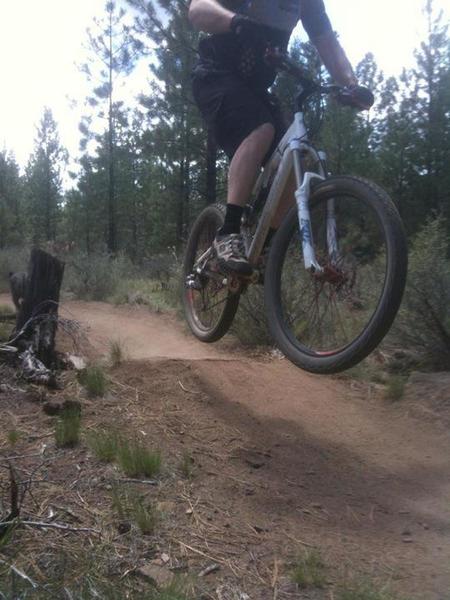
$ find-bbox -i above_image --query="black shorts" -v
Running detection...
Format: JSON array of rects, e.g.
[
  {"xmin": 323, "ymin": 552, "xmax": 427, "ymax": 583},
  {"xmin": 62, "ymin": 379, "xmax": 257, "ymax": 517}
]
[{"xmin": 192, "ymin": 72, "xmax": 286, "ymax": 163}]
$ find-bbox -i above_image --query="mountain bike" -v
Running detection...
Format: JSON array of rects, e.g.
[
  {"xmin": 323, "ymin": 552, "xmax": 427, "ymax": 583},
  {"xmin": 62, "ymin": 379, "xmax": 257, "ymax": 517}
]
[{"xmin": 182, "ymin": 52, "xmax": 408, "ymax": 374}]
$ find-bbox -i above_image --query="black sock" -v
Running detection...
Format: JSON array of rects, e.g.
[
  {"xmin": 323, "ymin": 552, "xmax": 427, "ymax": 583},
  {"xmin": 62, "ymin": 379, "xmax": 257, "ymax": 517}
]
[
  {"xmin": 219, "ymin": 204, "xmax": 244, "ymax": 236},
  {"xmin": 264, "ymin": 227, "xmax": 277, "ymax": 248}
]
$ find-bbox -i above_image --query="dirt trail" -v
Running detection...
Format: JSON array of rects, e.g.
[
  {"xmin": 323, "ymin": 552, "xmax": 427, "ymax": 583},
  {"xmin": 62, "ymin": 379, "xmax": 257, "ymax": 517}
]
[{"xmin": 3, "ymin": 295, "xmax": 450, "ymax": 597}]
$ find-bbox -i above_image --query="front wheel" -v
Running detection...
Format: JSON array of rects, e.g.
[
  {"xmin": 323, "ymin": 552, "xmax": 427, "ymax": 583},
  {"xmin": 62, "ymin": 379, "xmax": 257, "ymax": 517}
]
[
  {"xmin": 182, "ymin": 204, "xmax": 240, "ymax": 342},
  {"xmin": 264, "ymin": 176, "xmax": 408, "ymax": 374}
]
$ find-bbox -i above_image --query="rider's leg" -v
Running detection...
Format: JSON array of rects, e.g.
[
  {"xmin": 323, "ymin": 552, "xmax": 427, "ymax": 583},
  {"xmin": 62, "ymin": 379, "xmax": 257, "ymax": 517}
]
[
  {"xmin": 220, "ymin": 122, "xmax": 275, "ymax": 235},
  {"xmin": 215, "ymin": 122, "xmax": 275, "ymax": 275}
]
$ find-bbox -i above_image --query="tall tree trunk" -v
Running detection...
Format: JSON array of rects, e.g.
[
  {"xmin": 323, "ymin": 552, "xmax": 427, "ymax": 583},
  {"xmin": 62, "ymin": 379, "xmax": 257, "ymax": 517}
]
[{"xmin": 107, "ymin": 13, "xmax": 117, "ymax": 255}]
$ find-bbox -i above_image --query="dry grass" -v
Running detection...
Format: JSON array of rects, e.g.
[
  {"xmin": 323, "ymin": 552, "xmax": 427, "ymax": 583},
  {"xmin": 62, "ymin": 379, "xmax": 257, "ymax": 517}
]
[
  {"xmin": 109, "ymin": 339, "xmax": 126, "ymax": 367},
  {"xmin": 117, "ymin": 438, "xmax": 162, "ymax": 478}
]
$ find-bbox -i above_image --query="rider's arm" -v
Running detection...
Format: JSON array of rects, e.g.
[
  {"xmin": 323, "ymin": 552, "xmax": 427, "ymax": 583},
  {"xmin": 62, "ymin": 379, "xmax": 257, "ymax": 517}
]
[
  {"xmin": 188, "ymin": 0, "xmax": 234, "ymax": 33},
  {"xmin": 314, "ymin": 31, "xmax": 357, "ymax": 87},
  {"xmin": 301, "ymin": 0, "xmax": 357, "ymax": 87}
]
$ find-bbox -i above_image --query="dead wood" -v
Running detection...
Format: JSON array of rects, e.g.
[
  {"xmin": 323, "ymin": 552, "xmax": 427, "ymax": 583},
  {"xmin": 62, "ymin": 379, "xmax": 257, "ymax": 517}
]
[{"xmin": 9, "ymin": 248, "xmax": 65, "ymax": 385}]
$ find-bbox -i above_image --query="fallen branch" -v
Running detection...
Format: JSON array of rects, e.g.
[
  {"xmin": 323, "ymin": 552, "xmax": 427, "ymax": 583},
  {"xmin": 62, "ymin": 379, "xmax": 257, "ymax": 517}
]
[
  {"xmin": 0, "ymin": 519, "xmax": 100, "ymax": 535},
  {"xmin": 117, "ymin": 478, "xmax": 159, "ymax": 486}
]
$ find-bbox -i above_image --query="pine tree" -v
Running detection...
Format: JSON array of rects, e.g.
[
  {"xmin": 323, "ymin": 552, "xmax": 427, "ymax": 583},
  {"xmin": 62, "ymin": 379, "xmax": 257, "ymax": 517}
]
[
  {"xmin": 127, "ymin": 0, "xmax": 212, "ymax": 243},
  {"xmin": 0, "ymin": 150, "xmax": 24, "ymax": 248},
  {"xmin": 79, "ymin": 1, "xmax": 143, "ymax": 254},
  {"xmin": 25, "ymin": 108, "xmax": 67, "ymax": 243}
]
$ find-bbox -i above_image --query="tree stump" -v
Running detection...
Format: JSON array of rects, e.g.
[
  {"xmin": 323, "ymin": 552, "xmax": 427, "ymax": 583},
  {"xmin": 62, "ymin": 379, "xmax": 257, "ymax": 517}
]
[{"xmin": 13, "ymin": 248, "xmax": 65, "ymax": 385}]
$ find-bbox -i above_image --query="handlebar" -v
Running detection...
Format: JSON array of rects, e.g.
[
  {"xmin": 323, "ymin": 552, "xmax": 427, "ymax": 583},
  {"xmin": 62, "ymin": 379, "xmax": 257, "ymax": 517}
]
[{"xmin": 265, "ymin": 48, "xmax": 374, "ymax": 111}]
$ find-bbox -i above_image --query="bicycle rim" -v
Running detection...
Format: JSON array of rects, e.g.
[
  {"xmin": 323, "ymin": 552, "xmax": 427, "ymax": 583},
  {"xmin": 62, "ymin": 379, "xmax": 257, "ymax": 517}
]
[
  {"xmin": 183, "ymin": 206, "xmax": 240, "ymax": 341},
  {"xmin": 266, "ymin": 177, "xmax": 407, "ymax": 371}
]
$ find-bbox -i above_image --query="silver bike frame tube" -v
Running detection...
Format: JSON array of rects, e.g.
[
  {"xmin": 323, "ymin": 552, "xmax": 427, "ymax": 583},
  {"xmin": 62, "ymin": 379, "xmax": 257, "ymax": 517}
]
[{"xmin": 247, "ymin": 148, "xmax": 293, "ymax": 265}]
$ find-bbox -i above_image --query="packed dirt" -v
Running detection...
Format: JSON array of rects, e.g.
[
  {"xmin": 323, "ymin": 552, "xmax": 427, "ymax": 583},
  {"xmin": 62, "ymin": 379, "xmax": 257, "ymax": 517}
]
[{"xmin": 1, "ymin": 296, "xmax": 450, "ymax": 598}]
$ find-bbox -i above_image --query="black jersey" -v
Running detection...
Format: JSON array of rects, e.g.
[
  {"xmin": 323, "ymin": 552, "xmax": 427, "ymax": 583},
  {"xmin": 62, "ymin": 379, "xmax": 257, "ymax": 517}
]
[{"xmin": 196, "ymin": 0, "xmax": 332, "ymax": 89}]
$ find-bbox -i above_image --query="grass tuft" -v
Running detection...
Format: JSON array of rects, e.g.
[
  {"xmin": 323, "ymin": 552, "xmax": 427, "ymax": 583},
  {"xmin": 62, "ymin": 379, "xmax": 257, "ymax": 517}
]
[
  {"xmin": 179, "ymin": 451, "xmax": 194, "ymax": 479},
  {"xmin": 291, "ymin": 549, "xmax": 326, "ymax": 589},
  {"xmin": 109, "ymin": 339, "xmax": 126, "ymax": 367},
  {"xmin": 337, "ymin": 579, "xmax": 405, "ymax": 600},
  {"xmin": 117, "ymin": 438, "xmax": 162, "ymax": 478},
  {"xmin": 87, "ymin": 428, "xmax": 120, "ymax": 462},
  {"xmin": 112, "ymin": 487, "xmax": 158, "ymax": 535},
  {"xmin": 145, "ymin": 579, "xmax": 195, "ymax": 599},
  {"xmin": 384, "ymin": 375, "xmax": 407, "ymax": 402},
  {"xmin": 55, "ymin": 408, "xmax": 81, "ymax": 448},
  {"xmin": 7, "ymin": 430, "xmax": 20, "ymax": 446},
  {"xmin": 78, "ymin": 365, "xmax": 108, "ymax": 398}
]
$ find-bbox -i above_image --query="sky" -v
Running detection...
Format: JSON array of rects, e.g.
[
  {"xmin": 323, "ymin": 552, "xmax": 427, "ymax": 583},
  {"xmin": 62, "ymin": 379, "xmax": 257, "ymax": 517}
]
[{"xmin": 0, "ymin": 0, "xmax": 449, "ymax": 173}]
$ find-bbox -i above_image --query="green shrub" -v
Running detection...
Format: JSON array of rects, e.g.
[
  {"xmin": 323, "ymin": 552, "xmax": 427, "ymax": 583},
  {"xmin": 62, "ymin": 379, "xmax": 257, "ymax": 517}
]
[
  {"xmin": 117, "ymin": 438, "xmax": 162, "ymax": 478},
  {"xmin": 0, "ymin": 322, "xmax": 12, "ymax": 342},
  {"xmin": 55, "ymin": 408, "xmax": 81, "ymax": 448},
  {"xmin": 78, "ymin": 365, "xmax": 108, "ymax": 398},
  {"xmin": 384, "ymin": 375, "xmax": 407, "ymax": 401},
  {"xmin": 64, "ymin": 252, "xmax": 135, "ymax": 301},
  {"xmin": 0, "ymin": 247, "xmax": 28, "ymax": 293},
  {"xmin": 87, "ymin": 429, "xmax": 119, "ymax": 462},
  {"xmin": 231, "ymin": 286, "xmax": 271, "ymax": 346},
  {"xmin": 0, "ymin": 304, "xmax": 15, "ymax": 317},
  {"xmin": 390, "ymin": 218, "xmax": 450, "ymax": 368},
  {"xmin": 291, "ymin": 549, "xmax": 326, "ymax": 589}
]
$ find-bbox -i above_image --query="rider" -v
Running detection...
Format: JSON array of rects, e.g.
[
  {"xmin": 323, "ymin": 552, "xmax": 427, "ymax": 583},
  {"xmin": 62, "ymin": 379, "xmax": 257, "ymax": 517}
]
[{"xmin": 189, "ymin": 0, "xmax": 371, "ymax": 275}]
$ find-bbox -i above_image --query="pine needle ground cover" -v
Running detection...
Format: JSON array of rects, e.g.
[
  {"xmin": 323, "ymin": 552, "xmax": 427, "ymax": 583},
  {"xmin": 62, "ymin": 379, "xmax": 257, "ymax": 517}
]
[{"xmin": 0, "ymin": 358, "xmax": 435, "ymax": 599}]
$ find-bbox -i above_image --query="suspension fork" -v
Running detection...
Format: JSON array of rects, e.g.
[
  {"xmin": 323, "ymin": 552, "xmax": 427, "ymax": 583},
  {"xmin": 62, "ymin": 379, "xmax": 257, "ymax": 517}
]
[
  {"xmin": 292, "ymin": 146, "xmax": 324, "ymax": 272},
  {"xmin": 318, "ymin": 151, "xmax": 340, "ymax": 266}
]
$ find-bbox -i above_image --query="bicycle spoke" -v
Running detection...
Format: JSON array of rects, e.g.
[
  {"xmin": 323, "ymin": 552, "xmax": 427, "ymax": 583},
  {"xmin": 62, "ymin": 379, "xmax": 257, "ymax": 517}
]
[{"xmin": 279, "ymin": 191, "xmax": 387, "ymax": 355}]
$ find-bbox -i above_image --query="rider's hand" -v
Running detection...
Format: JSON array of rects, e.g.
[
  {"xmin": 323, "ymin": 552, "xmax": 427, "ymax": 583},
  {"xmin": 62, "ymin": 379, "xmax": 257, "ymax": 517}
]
[{"xmin": 344, "ymin": 85, "xmax": 375, "ymax": 111}]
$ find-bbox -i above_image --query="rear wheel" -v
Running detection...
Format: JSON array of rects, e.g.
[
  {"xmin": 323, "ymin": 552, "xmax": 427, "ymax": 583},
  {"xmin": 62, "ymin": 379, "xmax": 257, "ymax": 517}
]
[
  {"xmin": 182, "ymin": 204, "xmax": 240, "ymax": 342},
  {"xmin": 264, "ymin": 176, "xmax": 408, "ymax": 374}
]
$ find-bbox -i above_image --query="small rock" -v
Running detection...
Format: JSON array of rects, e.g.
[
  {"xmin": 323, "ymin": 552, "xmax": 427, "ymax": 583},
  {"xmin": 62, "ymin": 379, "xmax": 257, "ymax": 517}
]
[
  {"xmin": 245, "ymin": 458, "xmax": 265, "ymax": 469},
  {"xmin": 117, "ymin": 521, "xmax": 131, "ymax": 534},
  {"xmin": 43, "ymin": 401, "xmax": 62, "ymax": 416},
  {"xmin": 253, "ymin": 525, "xmax": 268, "ymax": 534},
  {"xmin": 136, "ymin": 564, "xmax": 173, "ymax": 587},
  {"xmin": 66, "ymin": 354, "xmax": 87, "ymax": 371},
  {"xmin": 402, "ymin": 529, "xmax": 412, "ymax": 536},
  {"xmin": 402, "ymin": 538, "xmax": 414, "ymax": 544},
  {"xmin": 311, "ymin": 503, "xmax": 323, "ymax": 509},
  {"xmin": 161, "ymin": 553, "xmax": 170, "ymax": 564}
]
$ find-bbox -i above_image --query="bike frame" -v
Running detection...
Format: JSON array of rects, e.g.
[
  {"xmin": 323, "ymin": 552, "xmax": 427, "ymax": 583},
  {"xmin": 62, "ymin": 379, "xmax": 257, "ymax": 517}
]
[
  {"xmin": 191, "ymin": 107, "xmax": 339, "ymax": 279},
  {"xmin": 244, "ymin": 110, "xmax": 338, "ymax": 274}
]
